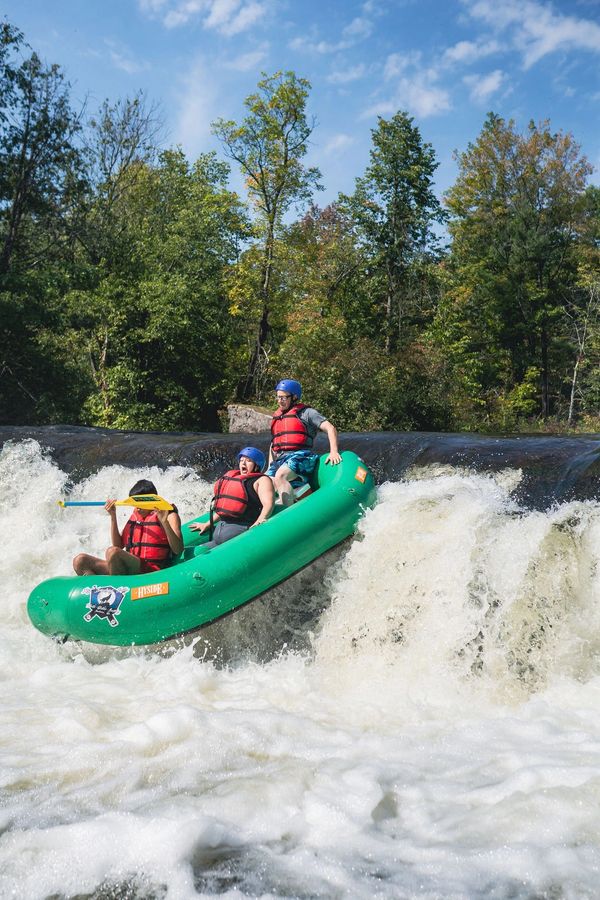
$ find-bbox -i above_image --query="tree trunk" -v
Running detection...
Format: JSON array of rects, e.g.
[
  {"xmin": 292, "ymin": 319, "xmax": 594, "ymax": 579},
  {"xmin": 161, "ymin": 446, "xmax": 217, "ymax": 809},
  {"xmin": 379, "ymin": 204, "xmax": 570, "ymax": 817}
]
[
  {"xmin": 0, "ymin": 100, "xmax": 33, "ymax": 276},
  {"xmin": 238, "ymin": 220, "xmax": 275, "ymax": 401},
  {"xmin": 568, "ymin": 354, "xmax": 581, "ymax": 425},
  {"xmin": 238, "ymin": 304, "xmax": 270, "ymax": 401},
  {"xmin": 0, "ymin": 169, "xmax": 29, "ymax": 277},
  {"xmin": 540, "ymin": 318, "xmax": 549, "ymax": 419},
  {"xmin": 89, "ymin": 329, "xmax": 112, "ymax": 421}
]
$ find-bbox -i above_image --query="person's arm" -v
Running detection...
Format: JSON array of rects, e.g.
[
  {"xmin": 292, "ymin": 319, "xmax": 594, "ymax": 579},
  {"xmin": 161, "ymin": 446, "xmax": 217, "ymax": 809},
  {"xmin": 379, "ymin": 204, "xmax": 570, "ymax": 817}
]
[
  {"xmin": 320, "ymin": 421, "xmax": 341, "ymax": 465},
  {"xmin": 157, "ymin": 508, "xmax": 184, "ymax": 556},
  {"xmin": 106, "ymin": 500, "xmax": 123, "ymax": 547},
  {"xmin": 251, "ymin": 475, "xmax": 275, "ymax": 526}
]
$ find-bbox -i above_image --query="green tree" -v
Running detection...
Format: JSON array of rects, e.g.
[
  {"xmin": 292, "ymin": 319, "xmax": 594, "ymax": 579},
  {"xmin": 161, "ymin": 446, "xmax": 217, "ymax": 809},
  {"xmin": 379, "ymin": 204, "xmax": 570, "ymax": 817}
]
[
  {"xmin": 271, "ymin": 204, "xmax": 449, "ymax": 431},
  {"xmin": 282, "ymin": 204, "xmax": 374, "ymax": 340},
  {"xmin": 80, "ymin": 92, "xmax": 163, "ymax": 267},
  {"xmin": 65, "ymin": 150, "xmax": 249, "ymax": 430},
  {"xmin": 437, "ymin": 114, "xmax": 592, "ymax": 426},
  {"xmin": 0, "ymin": 40, "xmax": 84, "ymax": 276},
  {"xmin": 0, "ymin": 22, "xmax": 89, "ymax": 424},
  {"xmin": 565, "ymin": 186, "xmax": 600, "ymax": 423},
  {"xmin": 341, "ymin": 111, "xmax": 445, "ymax": 353},
  {"xmin": 213, "ymin": 70, "xmax": 321, "ymax": 399},
  {"xmin": 272, "ymin": 203, "xmax": 385, "ymax": 429}
]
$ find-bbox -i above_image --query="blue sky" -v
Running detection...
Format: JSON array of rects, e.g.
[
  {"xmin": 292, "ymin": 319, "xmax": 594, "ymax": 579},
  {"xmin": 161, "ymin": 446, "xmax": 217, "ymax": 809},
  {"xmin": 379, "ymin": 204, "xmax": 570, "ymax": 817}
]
[{"xmin": 6, "ymin": 0, "xmax": 600, "ymax": 204}]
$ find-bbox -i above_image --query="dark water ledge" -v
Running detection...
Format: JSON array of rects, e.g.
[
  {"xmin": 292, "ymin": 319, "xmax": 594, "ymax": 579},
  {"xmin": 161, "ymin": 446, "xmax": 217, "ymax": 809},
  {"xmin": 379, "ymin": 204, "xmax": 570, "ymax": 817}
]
[{"xmin": 2, "ymin": 424, "xmax": 600, "ymax": 508}]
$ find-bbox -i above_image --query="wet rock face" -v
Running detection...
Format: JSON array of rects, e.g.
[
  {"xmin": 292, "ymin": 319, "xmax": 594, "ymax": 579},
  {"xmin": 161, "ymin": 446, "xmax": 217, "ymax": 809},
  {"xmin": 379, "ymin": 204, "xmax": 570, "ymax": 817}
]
[
  {"xmin": 227, "ymin": 404, "xmax": 272, "ymax": 434},
  {"xmin": 1, "ymin": 424, "xmax": 600, "ymax": 509},
  {"xmin": 0, "ymin": 424, "xmax": 274, "ymax": 482}
]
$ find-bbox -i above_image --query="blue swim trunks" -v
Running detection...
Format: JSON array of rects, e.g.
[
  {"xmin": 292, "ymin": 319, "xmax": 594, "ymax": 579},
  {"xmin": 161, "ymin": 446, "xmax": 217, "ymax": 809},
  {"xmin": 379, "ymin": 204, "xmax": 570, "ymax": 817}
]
[{"xmin": 266, "ymin": 450, "xmax": 319, "ymax": 486}]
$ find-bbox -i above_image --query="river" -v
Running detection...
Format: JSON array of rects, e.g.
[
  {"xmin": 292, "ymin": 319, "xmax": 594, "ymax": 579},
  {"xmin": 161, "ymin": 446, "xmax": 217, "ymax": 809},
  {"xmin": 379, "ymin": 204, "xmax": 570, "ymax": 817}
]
[{"xmin": 2, "ymin": 427, "xmax": 600, "ymax": 899}]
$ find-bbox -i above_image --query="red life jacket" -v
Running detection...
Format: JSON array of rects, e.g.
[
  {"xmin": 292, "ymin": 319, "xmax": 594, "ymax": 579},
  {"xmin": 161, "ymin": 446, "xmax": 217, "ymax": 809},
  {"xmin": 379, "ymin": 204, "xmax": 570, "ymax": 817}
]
[
  {"xmin": 122, "ymin": 509, "xmax": 172, "ymax": 567},
  {"xmin": 213, "ymin": 470, "xmax": 263, "ymax": 524},
  {"xmin": 271, "ymin": 403, "xmax": 311, "ymax": 454}
]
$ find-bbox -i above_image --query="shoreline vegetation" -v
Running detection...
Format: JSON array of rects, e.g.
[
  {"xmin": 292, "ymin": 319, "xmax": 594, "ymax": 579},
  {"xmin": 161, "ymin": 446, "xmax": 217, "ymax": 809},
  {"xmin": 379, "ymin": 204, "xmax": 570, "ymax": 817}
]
[
  {"xmin": 224, "ymin": 405, "xmax": 600, "ymax": 438},
  {"xmin": 1, "ymin": 22, "xmax": 598, "ymax": 437}
]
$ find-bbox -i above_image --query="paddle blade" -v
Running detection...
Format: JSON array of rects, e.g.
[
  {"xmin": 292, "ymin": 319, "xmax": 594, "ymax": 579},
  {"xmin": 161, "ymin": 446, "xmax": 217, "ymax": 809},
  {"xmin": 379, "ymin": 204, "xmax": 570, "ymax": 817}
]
[{"xmin": 115, "ymin": 494, "xmax": 173, "ymax": 511}]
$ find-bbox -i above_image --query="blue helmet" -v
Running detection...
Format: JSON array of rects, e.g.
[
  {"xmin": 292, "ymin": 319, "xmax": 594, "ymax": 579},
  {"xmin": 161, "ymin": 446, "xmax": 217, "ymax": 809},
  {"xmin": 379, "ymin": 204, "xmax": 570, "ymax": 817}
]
[
  {"xmin": 237, "ymin": 446, "xmax": 266, "ymax": 471},
  {"xmin": 275, "ymin": 379, "xmax": 302, "ymax": 399}
]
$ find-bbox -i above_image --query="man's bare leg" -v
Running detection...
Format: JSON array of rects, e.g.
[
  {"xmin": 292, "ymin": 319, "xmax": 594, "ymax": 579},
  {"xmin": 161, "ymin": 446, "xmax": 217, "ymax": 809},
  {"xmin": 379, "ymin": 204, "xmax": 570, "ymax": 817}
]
[{"xmin": 272, "ymin": 465, "xmax": 297, "ymax": 507}]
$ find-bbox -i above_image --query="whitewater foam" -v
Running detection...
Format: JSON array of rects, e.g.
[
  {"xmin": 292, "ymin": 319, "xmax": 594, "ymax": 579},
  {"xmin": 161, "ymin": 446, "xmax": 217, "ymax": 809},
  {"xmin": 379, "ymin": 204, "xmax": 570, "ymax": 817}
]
[{"xmin": 3, "ymin": 440, "xmax": 600, "ymax": 898}]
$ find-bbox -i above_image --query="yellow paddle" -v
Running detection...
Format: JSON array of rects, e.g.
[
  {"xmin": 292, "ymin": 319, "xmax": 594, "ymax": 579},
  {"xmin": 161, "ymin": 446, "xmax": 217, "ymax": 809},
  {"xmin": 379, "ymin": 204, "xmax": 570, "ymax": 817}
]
[{"xmin": 58, "ymin": 494, "xmax": 174, "ymax": 511}]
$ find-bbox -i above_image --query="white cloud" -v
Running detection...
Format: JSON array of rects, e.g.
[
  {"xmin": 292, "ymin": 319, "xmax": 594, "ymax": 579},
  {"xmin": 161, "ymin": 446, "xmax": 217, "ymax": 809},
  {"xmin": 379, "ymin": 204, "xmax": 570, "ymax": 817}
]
[
  {"xmin": 164, "ymin": 0, "xmax": 204, "ymax": 28},
  {"xmin": 399, "ymin": 79, "xmax": 451, "ymax": 117},
  {"xmin": 327, "ymin": 63, "xmax": 367, "ymax": 84},
  {"xmin": 464, "ymin": 0, "xmax": 600, "ymax": 68},
  {"xmin": 289, "ymin": 11, "xmax": 373, "ymax": 55},
  {"xmin": 371, "ymin": 52, "xmax": 451, "ymax": 119},
  {"xmin": 225, "ymin": 46, "xmax": 268, "ymax": 70},
  {"xmin": 342, "ymin": 17, "xmax": 373, "ymax": 40},
  {"xmin": 289, "ymin": 35, "xmax": 343, "ymax": 54},
  {"xmin": 323, "ymin": 133, "xmax": 355, "ymax": 154},
  {"xmin": 366, "ymin": 78, "xmax": 451, "ymax": 119},
  {"xmin": 220, "ymin": 2, "xmax": 266, "ymax": 35},
  {"xmin": 463, "ymin": 68, "xmax": 505, "ymax": 101},
  {"xmin": 140, "ymin": 0, "xmax": 268, "ymax": 34},
  {"xmin": 442, "ymin": 38, "xmax": 501, "ymax": 66},
  {"xmin": 204, "ymin": 0, "xmax": 239, "ymax": 29},
  {"xmin": 172, "ymin": 56, "xmax": 219, "ymax": 157},
  {"xmin": 383, "ymin": 51, "xmax": 421, "ymax": 80},
  {"xmin": 105, "ymin": 40, "xmax": 148, "ymax": 74}
]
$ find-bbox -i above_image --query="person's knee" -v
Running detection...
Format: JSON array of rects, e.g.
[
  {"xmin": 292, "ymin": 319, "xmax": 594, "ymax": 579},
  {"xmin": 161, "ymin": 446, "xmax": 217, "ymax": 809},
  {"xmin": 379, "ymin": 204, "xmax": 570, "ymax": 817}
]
[
  {"xmin": 73, "ymin": 553, "xmax": 87, "ymax": 573},
  {"xmin": 105, "ymin": 546, "xmax": 124, "ymax": 571},
  {"xmin": 274, "ymin": 470, "xmax": 291, "ymax": 489}
]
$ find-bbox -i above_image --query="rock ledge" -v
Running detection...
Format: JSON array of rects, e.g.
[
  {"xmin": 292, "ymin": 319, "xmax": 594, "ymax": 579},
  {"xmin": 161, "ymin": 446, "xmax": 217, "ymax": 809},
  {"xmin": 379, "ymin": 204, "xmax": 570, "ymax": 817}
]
[{"xmin": 227, "ymin": 403, "xmax": 272, "ymax": 433}]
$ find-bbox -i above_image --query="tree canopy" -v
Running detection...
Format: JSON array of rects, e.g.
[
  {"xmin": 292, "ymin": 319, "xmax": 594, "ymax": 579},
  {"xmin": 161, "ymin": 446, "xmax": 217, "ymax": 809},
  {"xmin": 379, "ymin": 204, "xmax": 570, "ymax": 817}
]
[{"xmin": 1, "ymin": 21, "xmax": 599, "ymax": 433}]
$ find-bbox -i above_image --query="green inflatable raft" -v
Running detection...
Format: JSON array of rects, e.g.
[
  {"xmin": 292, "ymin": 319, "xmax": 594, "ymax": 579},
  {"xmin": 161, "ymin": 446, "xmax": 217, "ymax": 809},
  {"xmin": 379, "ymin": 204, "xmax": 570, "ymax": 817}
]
[{"xmin": 27, "ymin": 451, "xmax": 376, "ymax": 646}]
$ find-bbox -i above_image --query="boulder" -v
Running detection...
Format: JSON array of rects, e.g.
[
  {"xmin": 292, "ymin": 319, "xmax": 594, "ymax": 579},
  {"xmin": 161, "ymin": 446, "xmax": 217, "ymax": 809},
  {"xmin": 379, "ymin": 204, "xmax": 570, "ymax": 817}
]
[{"xmin": 227, "ymin": 403, "xmax": 272, "ymax": 433}]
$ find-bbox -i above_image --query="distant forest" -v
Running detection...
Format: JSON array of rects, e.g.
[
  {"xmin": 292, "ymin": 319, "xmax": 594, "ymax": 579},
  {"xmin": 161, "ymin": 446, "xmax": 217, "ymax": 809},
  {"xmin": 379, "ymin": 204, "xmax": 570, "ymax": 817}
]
[{"xmin": 1, "ymin": 20, "xmax": 599, "ymax": 433}]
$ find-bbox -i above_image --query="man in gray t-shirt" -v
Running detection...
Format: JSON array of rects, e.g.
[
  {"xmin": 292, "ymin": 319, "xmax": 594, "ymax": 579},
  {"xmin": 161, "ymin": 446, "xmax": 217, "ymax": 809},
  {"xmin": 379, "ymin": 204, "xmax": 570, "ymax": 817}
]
[{"xmin": 267, "ymin": 378, "xmax": 341, "ymax": 507}]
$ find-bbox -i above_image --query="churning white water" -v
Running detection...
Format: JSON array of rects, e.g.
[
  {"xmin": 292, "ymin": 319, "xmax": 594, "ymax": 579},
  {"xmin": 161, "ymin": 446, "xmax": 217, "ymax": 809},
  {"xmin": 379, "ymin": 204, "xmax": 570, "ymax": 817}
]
[{"xmin": 3, "ymin": 439, "xmax": 600, "ymax": 899}]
